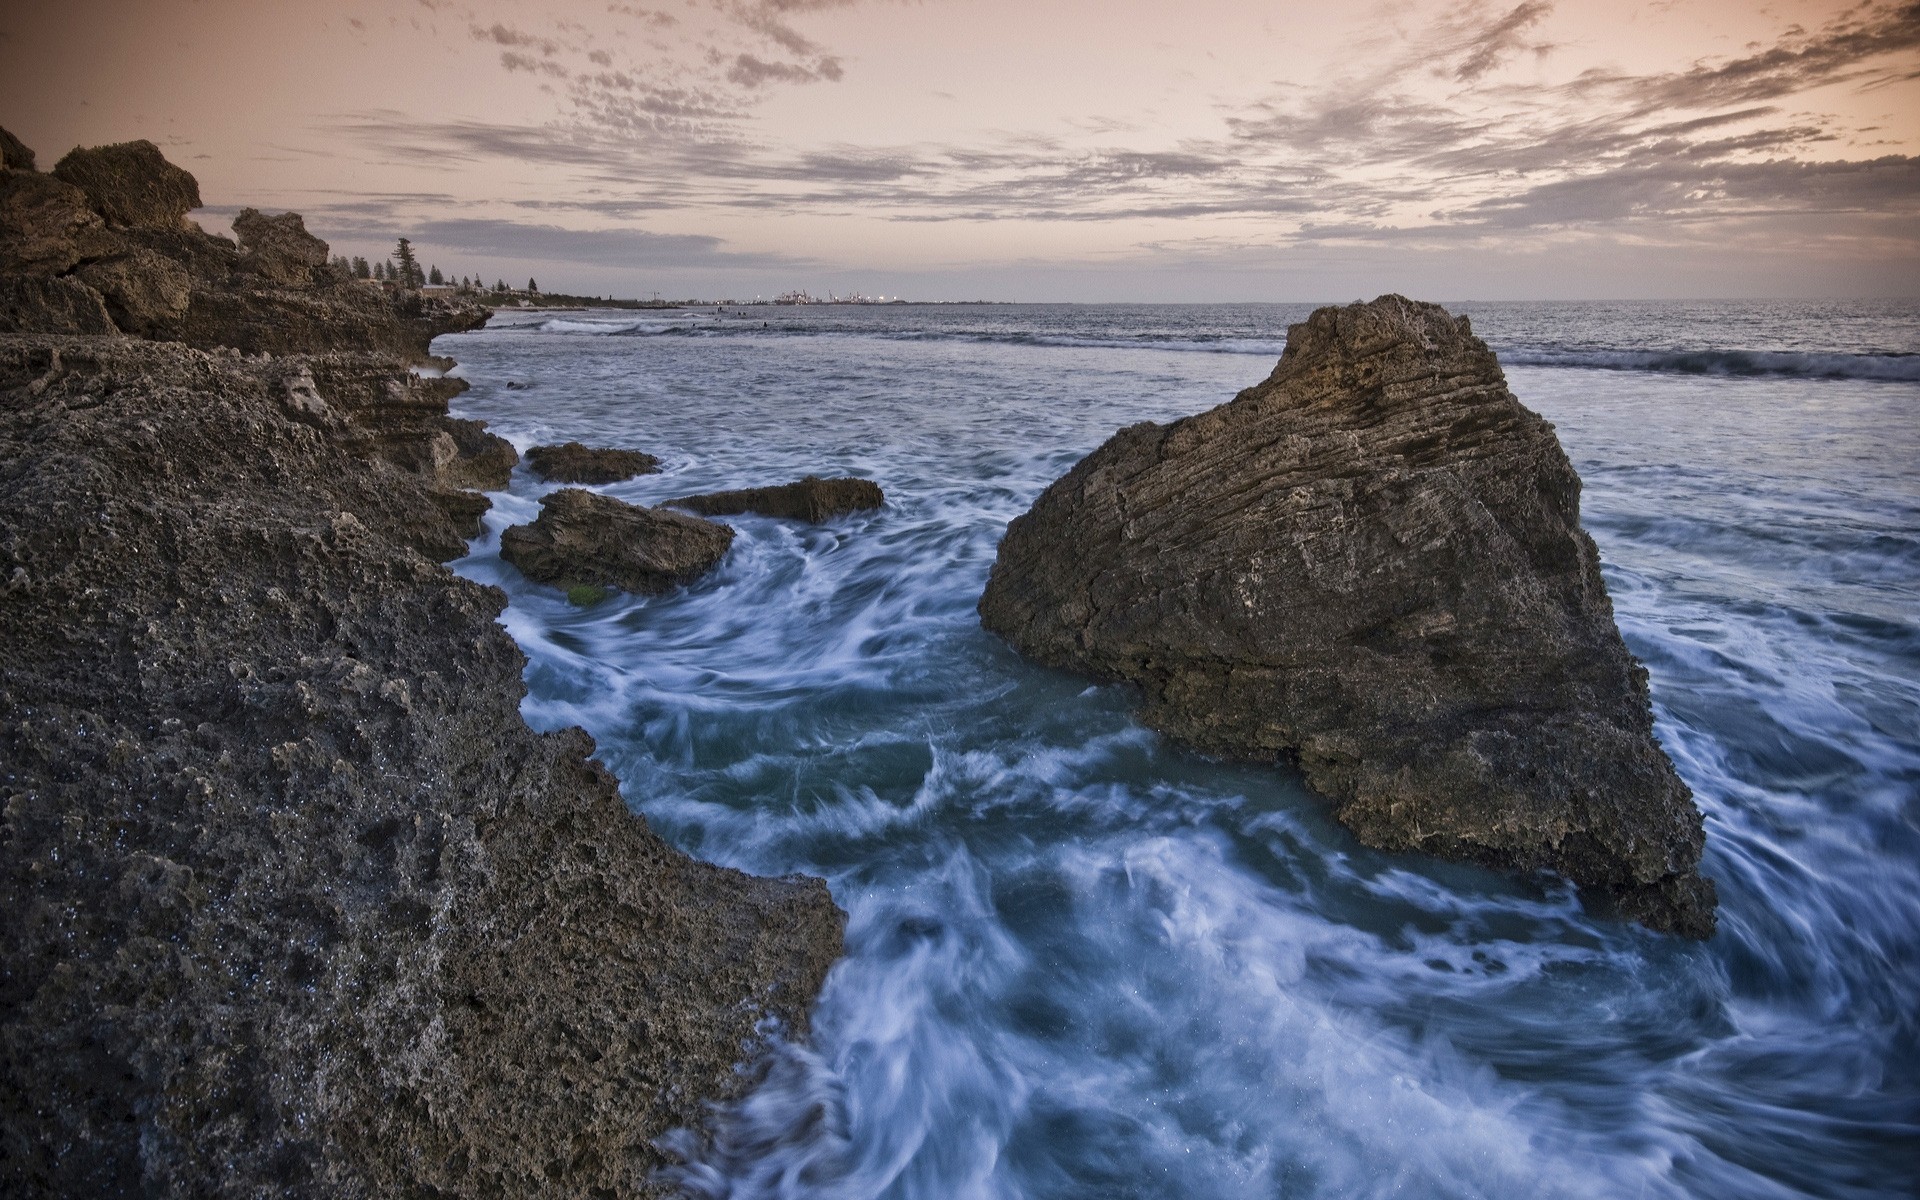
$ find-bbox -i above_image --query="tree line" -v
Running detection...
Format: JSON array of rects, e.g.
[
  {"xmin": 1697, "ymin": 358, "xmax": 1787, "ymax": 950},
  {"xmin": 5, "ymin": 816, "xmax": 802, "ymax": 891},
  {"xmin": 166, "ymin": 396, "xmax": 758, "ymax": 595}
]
[{"xmin": 327, "ymin": 237, "xmax": 539, "ymax": 295}]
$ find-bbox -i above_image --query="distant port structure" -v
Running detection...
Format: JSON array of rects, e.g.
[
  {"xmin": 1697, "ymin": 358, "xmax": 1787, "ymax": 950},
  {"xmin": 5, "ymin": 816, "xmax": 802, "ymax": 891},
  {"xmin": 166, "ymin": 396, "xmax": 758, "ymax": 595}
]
[{"xmin": 770, "ymin": 289, "xmax": 903, "ymax": 304}]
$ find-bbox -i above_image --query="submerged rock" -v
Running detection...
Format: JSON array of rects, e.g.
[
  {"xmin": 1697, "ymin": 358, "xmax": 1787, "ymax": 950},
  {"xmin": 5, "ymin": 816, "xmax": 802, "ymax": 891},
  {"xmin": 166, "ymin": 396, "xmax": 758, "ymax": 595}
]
[
  {"xmin": 51, "ymin": 139, "xmax": 201, "ymax": 229},
  {"xmin": 501, "ymin": 488, "xmax": 734, "ymax": 595},
  {"xmin": 524, "ymin": 440, "xmax": 660, "ymax": 483},
  {"xmin": 668, "ymin": 475, "xmax": 884, "ymax": 522},
  {"xmin": 979, "ymin": 295, "xmax": 1715, "ymax": 937}
]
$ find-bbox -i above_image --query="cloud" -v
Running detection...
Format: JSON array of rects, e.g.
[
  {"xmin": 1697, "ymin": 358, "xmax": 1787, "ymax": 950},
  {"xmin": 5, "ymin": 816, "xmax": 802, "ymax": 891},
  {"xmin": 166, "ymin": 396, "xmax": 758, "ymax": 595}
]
[
  {"xmin": 1449, "ymin": 1, "xmax": 1555, "ymax": 82},
  {"xmin": 406, "ymin": 217, "xmax": 804, "ymax": 268}
]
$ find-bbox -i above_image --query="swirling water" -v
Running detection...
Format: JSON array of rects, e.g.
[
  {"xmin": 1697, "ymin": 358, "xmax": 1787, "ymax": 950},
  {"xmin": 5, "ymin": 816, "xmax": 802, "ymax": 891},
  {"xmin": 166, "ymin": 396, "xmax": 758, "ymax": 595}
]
[{"xmin": 437, "ymin": 301, "xmax": 1920, "ymax": 1199}]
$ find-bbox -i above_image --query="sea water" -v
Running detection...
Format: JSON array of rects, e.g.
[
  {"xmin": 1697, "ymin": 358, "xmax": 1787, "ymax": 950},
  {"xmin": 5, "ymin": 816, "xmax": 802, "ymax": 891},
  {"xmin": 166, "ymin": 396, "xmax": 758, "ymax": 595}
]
[{"xmin": 436, "ymin": 301, "xmax": 1919, "ymax": 1199}]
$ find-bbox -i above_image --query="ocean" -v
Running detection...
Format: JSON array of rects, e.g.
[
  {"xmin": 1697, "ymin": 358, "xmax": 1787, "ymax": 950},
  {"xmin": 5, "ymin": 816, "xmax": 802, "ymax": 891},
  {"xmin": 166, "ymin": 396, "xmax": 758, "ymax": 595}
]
[{"xmin": 435, "ymin": 300, "xmax": 1919, "ymax": 1199}]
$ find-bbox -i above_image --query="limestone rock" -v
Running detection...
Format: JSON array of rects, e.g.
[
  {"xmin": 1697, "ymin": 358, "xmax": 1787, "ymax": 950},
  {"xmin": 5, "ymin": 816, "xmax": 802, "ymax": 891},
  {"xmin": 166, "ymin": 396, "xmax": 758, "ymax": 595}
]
[
  {"xmin": 440, "ymin": 417, "xmax": 519, "ymax": 490},
  {"xmin": 0, "ymin": 334, "xmax": 841, "ymax": 1196},
  {"xmin": 0, "ymin": 125, "xmax": 34, "ymax": 171},
  {"xmin": 73, "ymin": 249, "xmax": 193, "ymax": 335},
  {"xmin": 978, "ymin": 295, "xmax": 1716, "ymax": 937},
  {"xmin": 525, "ymin": 440, "xmax": 659, "ymax": 483},
  {"xmin": 501, "ymin": 488, "xmax": 734, "ymax": 595},
  {"xmin": 0, "ymin": 169, "xmax": 108, "ymax": 275},
  {"xmin": 52, "ymin": 139, "xmax": 201, "ymax": 229},
  {"xmin": 0, "ymin": 275, "xmax": 117, "ymax": 335},
  {"xmin": 668, "ymin": 475, "xmax": 885, "ymax": 522},
  {"xmin": 231, "ymin": 208, "xmax": 328, "ymax": 287}
]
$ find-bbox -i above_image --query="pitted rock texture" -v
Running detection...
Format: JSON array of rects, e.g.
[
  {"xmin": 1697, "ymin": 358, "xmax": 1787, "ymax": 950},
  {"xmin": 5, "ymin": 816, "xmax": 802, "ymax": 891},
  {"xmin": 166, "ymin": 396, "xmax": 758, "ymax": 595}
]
[
  {"xmin": 231, "ymin": 207, "xmax": 329, "ymax": 286},
  {"xmin": 51, "ymin": 139, "xmax": 201, "ymax": 229},
  {"xmin": 979, "ymin": 295, "xmax": 1715, "ymax": 937},
  {"xmin": 502, "ymin": 487, "xmax": 734, "ymax": 595},
  {"xmin": 668, "ymin": 475, "xmax": 885, "ymax": 522},
  {"xmin": 525, "ymin": 440, "xmax": 660, "ymax": 484},
  {"xmin": 0, "ymin": 335, "xmax": 844, "ymax": 1197}
]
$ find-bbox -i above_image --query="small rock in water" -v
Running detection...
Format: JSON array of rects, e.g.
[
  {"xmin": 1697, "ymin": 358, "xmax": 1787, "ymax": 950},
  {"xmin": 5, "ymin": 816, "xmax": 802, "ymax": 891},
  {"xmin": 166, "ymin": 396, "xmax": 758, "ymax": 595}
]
[
  {"xmin": 979, "ymin": 294, "xmax": 1717, "ymax": 937},
  {"xmin": 500, "ymin": 487, "xmax": 732, "ymax": 595},
  {"xmin": 667, "ymin": 475, "xmax": 884, "ymax": 522},
  {"xmin": 524, "ymin": 441, "xmax": 659, "ymax": 484}
]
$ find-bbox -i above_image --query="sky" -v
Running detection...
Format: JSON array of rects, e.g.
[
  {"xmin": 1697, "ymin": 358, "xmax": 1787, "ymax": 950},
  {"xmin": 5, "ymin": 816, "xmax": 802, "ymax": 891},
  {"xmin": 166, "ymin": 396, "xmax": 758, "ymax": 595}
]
[{"xmin": 3, "ymin": 0, "xmax": 1917, "ymax": 300}]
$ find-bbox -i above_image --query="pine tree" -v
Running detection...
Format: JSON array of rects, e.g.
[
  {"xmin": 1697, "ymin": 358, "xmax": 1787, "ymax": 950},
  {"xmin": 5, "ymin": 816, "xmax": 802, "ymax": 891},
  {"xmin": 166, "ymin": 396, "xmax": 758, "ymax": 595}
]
[
  {"xmin": 495, "ymin": 279, "xmax": 507, "ymax": 293},
  {"xmin": 373, "ymin": 261, "xmax": 386, "ymax": 281},
  {"xmin": 428, "ymin": 265, "xmax": 443, "ymax": 286},
  {"xmin": 528, "ymin": 278, "xmax": 539, "ymax": 293},
  {"xmin": 393, "ymin": 238, "xmax": 422, "ymax": 289},
  {"xmin": 353, "ymin": 256, "xmax": 370, "ymax": 279}
]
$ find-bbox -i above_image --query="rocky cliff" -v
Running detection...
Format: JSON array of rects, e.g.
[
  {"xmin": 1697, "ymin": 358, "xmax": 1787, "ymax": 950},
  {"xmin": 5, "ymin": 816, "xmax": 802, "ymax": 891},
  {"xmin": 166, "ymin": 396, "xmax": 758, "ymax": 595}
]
[
  {"xmin": 979, "ymin": 295, "xmax": 1715, "ymax": 937},
  {"xmin": 0, "ymin": 131, "xmax": 844, "ymax": 1195}
]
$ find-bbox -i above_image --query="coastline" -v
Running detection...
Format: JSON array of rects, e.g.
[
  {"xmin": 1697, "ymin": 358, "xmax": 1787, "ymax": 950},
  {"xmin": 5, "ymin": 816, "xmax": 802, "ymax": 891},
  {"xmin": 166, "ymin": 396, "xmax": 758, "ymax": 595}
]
[{"xmin": 0, "ymin": 138, "xmax": 844, "ymax": 1195}]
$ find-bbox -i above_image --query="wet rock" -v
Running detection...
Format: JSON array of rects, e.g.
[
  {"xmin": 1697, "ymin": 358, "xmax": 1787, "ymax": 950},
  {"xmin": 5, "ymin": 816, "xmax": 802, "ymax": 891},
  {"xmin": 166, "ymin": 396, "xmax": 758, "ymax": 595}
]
[
  {"xmin": 0, "ymin": 169, "xmax": 109, "ymax": 275},
  {"xmin": 501, "ymin": 488, "xmax": 734, "ymax": 595},
  {"xmin": 524, "ymin": 440, "xmax": 659, "ymax": 484},
  {"xmin": 0, "ymin": 333, "xmax": 842, "ymax": 1196},
  {"xmin": 668, "ymin": 475, "xmax": 885, "ymax": 522},
  {"xmin": 439, "ymin": 418, "xmax": 519, "ymax": 490},
  {"xmin": 73, "ymin": 249, "xmax": 193, "ymax": 335},
  {"xmin": 979, "ymin": 295, "xmax": 1716, "ymax": 938},
  {"xmin": 52, "ymin": 139, "xmax": 201, "ymax": 229},
  {"xmin": 0, "ymin": 275, "xmax": 116, "ymax": 335},
  {"xmin": 0, "ymin": 125, "xmax": 33, "ymax": 170},
  {"xmin": 231, "ymin": 208, "xmax": 328, "ymax": 287}
]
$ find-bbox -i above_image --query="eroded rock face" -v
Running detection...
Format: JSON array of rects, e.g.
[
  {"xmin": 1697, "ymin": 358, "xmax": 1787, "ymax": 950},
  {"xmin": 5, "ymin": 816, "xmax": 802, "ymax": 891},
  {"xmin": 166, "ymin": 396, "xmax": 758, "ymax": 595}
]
[
  {"xmin": 51, "ymin": 139, "xmax": 202, "ymax": 229},
  {"xmin": 0, "ymin": 275, "xmax": 116, "ymax": 335},
  {"xmin": 501, "ymin": 488, "xmax": 734, "ymax": 595},
  {"xmin": 73, "ymin": 248, "xmax": 192, "ymax": 334},
  {"xmin": 978, "ymin": 295, "xmax": 1715, "ymax": 937},
  {"xmin": 0, "ymin": 335, "xmax": 842, "ymax": 1196},
  {"xmin": 231, "ymin": 207, "xmax": 329, "ymax": 286},
  {"xmin": 668, "ymin": 475, "xmax": 885, "ymax": 522},
  {"xmin": 525, "ymin": 440, "xmax": 660, "ymax": 484},
  {"xmin": 441, "ymin": 417, "xmax": 520, "ymax": 490},
  {"xmin": 0, "ymin": 169, "xmax": 109, "ymax": 275}
]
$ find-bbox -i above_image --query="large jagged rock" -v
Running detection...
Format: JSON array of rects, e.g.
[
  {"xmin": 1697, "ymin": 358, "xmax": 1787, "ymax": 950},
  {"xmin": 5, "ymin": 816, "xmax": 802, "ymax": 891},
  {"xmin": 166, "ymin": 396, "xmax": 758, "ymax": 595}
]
[
  {"xmin": 51, "ymin": 139, "xmax": 201, "ymax": 229},
  {"xmin": 525, "ymin": 440, "xmax": 659, "ymax": 484},
  {"xmin": 979, "ymin": 295, "xmax": 1716, "ymax": 938},
  {"xmin": 73, "ymin": 249, "xmax": 193, "ymax": 334},
  {"xmin": 0, "ymin": 125, "xmax": 34, "ymax": 171},
  {"xmin": 441, "ymin": 417, "xmax": 520, "ymax": 490},
  {"xmin": 0, "ymin": 169, "xmax": 110, "ymax": 275},
  {"xmin": 231, "ymin": 207, "xmax": 328, "ymax": 286},
  {"xmin": 501, "ymin": 488, "xmax": 734, "ymax": 595},
  {"xmin": 176, "ymin": 283, "xmax": 489, "ymax": 360},
  {"xmin": 668, "ymin": 475, "xmax": 885, "ymax": 522},
  {"xmin": 0, "ymin": 335, "xmax": 843, "ymax": 1196}
]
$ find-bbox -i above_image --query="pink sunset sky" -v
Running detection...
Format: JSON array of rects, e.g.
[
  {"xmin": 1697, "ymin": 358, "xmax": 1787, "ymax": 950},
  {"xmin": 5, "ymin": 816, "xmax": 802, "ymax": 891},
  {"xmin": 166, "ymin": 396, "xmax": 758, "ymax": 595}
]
[{"xmin": 4, "ymin": 0, "xmax": 1916, "ymax": 300}]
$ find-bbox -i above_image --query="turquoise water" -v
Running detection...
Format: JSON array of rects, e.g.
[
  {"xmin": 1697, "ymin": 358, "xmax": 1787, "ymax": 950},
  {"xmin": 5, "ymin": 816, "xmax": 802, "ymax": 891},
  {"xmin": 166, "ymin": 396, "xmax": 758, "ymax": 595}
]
[{"xmin": 439, "ymin": 301, "xmax": 1920, "ymax": 1198}]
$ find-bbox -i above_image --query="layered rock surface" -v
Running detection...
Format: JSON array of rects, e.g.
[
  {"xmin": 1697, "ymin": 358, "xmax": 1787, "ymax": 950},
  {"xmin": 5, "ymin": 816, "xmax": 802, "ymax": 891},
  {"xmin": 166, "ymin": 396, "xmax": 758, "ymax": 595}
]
[
  {"xmin": 979, "ymin": 295, "xmax": 1715, "ymax": 937},
  {"xmin": 669, "ymin": 475, "xmax": 885, "ymax": 522},
  {"xmin": 502, "ymin": 488, "xmax": 735, "ymax": 595},
  {"xmin": 525, "ymin": 440, "xmax": 660, "ymax": 484},
  {"xmin": 2, "ymin": 130, "xmax": 845, "ymax": 1195}
]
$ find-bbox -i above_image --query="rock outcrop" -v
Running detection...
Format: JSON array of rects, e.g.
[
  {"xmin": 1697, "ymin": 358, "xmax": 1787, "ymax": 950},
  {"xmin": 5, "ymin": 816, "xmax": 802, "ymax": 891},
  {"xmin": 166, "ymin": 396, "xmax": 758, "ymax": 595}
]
[
  {"xmin": 2, "ymin": 131, "xmax": 845, "ymax": 1195},
  {"xmin": 51, "ymin": 139, "xmax": 201, "ymax": 229},
  {"xmin": 0, "ymin": 125, "xmax": 33, "ymax": 170},
  {"xmin": 0, "ymin": 132, "xmax": 485, "ymax": 359},
  {"xmin": 525, "ymin": 440, "xmax": 660, "ymax": 484},
  {"xmin": 978, "ymin": 295, "xmax": 1715, "ymax": 937},
  {"xmin": 502, "ymin": 488, "xmax": 735, "ymax": 595},
  {"xmin": 0, "ymin": 337, "xmax": 839, "ymax": 1197},
  {"xmin": 669, "ymin": 475, "xmax": 885, "ymax": 522}
]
